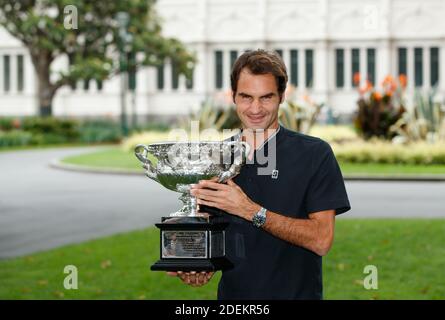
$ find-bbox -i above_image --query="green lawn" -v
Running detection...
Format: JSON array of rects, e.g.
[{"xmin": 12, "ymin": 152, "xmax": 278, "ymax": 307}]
[
  {"xmin": 61, "ymin": 148, "xmax": 445, "ymax": 176},
  {"xmin": 0, "ymin": 219, "xmax": 444, "ymax": 300}
]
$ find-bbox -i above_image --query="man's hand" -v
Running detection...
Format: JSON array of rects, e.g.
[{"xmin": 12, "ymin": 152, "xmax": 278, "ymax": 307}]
[
  {"xmin": 166, "ymin": 271, "xmax": 214, "ymax": 287},
  {"xmin": 191, "ymin": 179, "xmax": 260, "ymax": 221}
]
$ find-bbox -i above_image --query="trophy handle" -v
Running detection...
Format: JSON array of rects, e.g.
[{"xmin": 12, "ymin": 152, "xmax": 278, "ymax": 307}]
[
  {"xmin": 134, "ymin": 144, "xmax": 158, "ymax": 181},
  {"xmin": 218, "ymin": 141, "xmax": 250, "ymax": 183}
]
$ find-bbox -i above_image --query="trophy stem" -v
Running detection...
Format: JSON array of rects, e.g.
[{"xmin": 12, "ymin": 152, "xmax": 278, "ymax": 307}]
[
  {"xmin": 170, "ymin": 192, "xmax": 200, "ymax": 217},
  {"xmin": 189, "ymin": 195, "xmax": 198, "ymax": 216}
]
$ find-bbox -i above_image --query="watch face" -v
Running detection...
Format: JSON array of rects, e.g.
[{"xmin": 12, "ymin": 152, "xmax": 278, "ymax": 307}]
[{"xmin": 253, "ymin": 213, "xmax": 266, "ymax": 227}]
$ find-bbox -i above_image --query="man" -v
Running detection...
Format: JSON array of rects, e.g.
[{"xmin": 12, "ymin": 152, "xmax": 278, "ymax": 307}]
[{"xmin": 167, "ymin": 49, "xmax": 351, "ymax": 299}]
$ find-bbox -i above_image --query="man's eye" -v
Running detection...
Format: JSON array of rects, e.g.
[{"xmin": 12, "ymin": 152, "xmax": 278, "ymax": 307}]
[{"xmin": 260, "ymin": 96, "xmax": 272, "ymax": 102}]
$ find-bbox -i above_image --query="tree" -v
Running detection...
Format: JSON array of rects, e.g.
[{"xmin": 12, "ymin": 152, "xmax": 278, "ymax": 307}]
[{"xmin": 0, "ymin": 0, "xmax": 195, "ymax": 116}]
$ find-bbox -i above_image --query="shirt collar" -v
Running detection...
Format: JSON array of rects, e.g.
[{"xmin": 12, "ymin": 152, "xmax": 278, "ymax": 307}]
[{"xmin": 235, "ymin": 125, "xmax": 281, "ymax": 151}]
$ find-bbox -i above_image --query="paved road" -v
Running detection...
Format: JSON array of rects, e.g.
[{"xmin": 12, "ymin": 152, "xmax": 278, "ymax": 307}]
[{"xmin": 0, "ymin": 147, "xmax": 444, "ymax": 259}]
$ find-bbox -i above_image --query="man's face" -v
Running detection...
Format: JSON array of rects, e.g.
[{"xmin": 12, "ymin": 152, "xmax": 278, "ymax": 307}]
[{"xmin": 234, "ymin": 68, "xmax": 282, "ymax": 130}]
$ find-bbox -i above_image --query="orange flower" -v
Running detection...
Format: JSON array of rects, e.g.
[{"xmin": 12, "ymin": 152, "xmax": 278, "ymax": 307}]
[
  {"xmin": 358, "ymin": 80, "xmax": 373, "ymax": 95},
  {"xmin": 373, "ymin": 92, "xmax": 382, "ymax": 101},
  {"xmin": 381, "ymin": 75, "xmax": 398, "ymax": 95},
  {"xmin": 382, "ymin": 75, "xmax": 394, "ymax": 87},
  {"xmin": 399, "ymin": 74, "xmax": 407, "ymax": 89},
  {"xmin": 353, "ymin": 72, "xmax": 361, "ymax": 86}
]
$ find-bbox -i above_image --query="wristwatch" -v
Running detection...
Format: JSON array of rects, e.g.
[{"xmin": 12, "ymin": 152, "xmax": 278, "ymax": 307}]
[{"xmin": 252, "ymin": 207, "xmax": 267, "ymax": 228}]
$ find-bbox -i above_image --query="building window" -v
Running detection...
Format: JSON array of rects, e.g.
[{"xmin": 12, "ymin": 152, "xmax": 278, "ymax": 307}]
[
  {"xmin": 290, "ymin": 49, "xmax": 298, "ymax": 86},
  {"xmin": 367, "ymin": 48, "xmax": 376, "ymax": 86},
  {"xmin": 157, "ymin": 64, "xmax": 164, "ymax": 90},
  {"xmin": 17, "ymin": 55, "xmax": 24, "ymax": 92},
  {"xmin": 305, "ymin": 49, "xmax": 313, "ymax": 88},
  {"xmin": 171, "ymin": 62, "xmax": 179, "ymax": 90},
  {"xmin": 414, "ymin": 47, "xmax": 423, "ymax": 87},
  {"xmin": 97, "ymin": 80, "xmax": 103, "ymax": 91},
  {"xmin": 215, "ymin": 50, "xmax": 223, "ymax": 89},
  {"xmin": 83, "ymin": 79, "xmax": 90, "ymax": 91},
  {"xmin": 398, "ymin": 48, "xmax": 407, "ymax": 77},
  {"xmin": 335, "ymin": 49, "xmax": 344, "ymax": 88},
  {"xmin": 230, "ymin": 50, "xmax": 238, "ymax": 69},
  {"xmin": 430, "ymin": 47, "xmax": 439, "ymax": 87},
  {"xmin": 186, "ymin": 69, "xmax": 194, "ymax": 90},
  {"xmin": 351, "ymin": 48, "xmax": 360, "ymax": 87},
  {"xmin": 3, "ymin": 55, "xmax": 10, "ymax": 92}
]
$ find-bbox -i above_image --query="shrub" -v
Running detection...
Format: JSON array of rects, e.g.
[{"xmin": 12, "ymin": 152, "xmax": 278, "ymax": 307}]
[
  {"xmin": 332, "ymin": 140, "xmax": 445, "ymax": 165},
  {"xmin": 22, "ymin": 117, "xmax": 79, "ymax": 142},
  {"xmin": 0, "ymin": 130, "xmax": 33, "ymax": 147},
  {"xmin": 79, "ymin": 120, "xmax": 122, "ymax": 143},
  {"xmin": 354, "ymin": 75, "xmax": 406, "ymax": 140},
  {"xmin": 309, "ymin": 125, "xmax": 358, "ymax": 143},
  {"xmin": 0, "ymin": 117, "xmax": 21, "ymax": 131}
]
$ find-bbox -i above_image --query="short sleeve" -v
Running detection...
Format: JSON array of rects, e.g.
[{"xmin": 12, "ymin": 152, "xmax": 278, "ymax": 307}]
[{"xmin": 305, "ymin": 140, "xmax": 351, "ymax": 216}]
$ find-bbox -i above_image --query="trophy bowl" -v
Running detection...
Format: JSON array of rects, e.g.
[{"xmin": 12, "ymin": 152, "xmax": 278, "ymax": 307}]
[
  {"xmin": 135, "ymin": 140, "xmax": 249, "ymax": 217},
  {"xmin": 135, "ymin": 140, "xmax": 249, "ymax": 271}
]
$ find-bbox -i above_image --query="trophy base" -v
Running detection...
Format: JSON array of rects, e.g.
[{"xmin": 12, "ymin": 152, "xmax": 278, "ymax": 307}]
[
  {"xmin": 150, "ymin": 257, "xmax": 233, "ymax": 272},
  {"xmin": 150, "ymin": 215, "xmax": 233, "ymax": 272}
]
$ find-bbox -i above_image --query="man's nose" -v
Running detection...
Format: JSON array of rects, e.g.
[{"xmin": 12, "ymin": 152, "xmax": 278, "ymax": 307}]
[{"xmin": 250, "ymin": 98, "xmax": 262, "ymax": 113}]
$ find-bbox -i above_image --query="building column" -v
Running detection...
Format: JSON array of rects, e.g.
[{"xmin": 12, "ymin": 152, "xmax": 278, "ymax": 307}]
[
  {"xmin": 223, "ymin": 49, "xmax": 230, "ymax": 90},
  {"xmin": 377, "ymin": 40, "xmax": 392, "ymax": 89},
  {"xmin": 10, "ymin": 52, "xmax": 17, "ymax": 95},
  {"xmin": 25, "ymin": 54, "xmax": 34, "ymax": 96},
  {"xmin": 423, "ymin": 45, "xmax": 430, "ymax": 90},
  {"xmin": 194, "ymin": 43, "xmax": 207, "ymax": 95},
  {"xmin": 282, "ymin": 48, "xmax": 290, "ymax": 76},
  {"xmin": 298, "ymin": 47, "xmax": 305, "ymax": 91},
  {"xmin": 407, "ymin": 46, "xmax": 414, "ymax": 90},
  {"xmin": 359, "ymin": 47, "xmax": 367, "ymax": 87},
  {"xmin": 345, "ymin": 46, "xmax": 352, "ymax": 91},
  {"xmin": 314, "ymin": 40, "xmax": 329, "ymax": 102},
  {"xmin": 164, "ymin": 58, "xmax": 172, "ymax": 93},
  {"xmin": 178, "ymin": 74, "xmax": 186, "ymax": 93}
]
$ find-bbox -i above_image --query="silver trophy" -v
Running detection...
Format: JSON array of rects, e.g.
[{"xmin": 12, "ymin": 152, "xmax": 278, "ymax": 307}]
[{"xmin": 135, "ymin": 140, "xmax": 249, "ymax": 271}]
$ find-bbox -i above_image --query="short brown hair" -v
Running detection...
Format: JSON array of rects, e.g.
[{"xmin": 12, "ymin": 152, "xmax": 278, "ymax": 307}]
[{"xmin": 230, "ymin": 49, "xmax": 288, "ymax": 101}]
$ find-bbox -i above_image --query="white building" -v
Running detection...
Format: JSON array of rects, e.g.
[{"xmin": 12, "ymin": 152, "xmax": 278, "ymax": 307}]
[{"xmin": 0, "ymin": 0, "xmax": 444, "ymax": 121}]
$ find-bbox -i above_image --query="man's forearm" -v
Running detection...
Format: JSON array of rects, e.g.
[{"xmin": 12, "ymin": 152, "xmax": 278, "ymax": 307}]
[{"xmin": 250, "ymin": 209, "xmax": 334, "ymax": 256}]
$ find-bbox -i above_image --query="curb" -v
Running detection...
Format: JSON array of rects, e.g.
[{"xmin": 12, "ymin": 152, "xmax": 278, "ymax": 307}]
[{"xmin": 49, "ymin": 159, "xmax": 445, "ymax": 182}]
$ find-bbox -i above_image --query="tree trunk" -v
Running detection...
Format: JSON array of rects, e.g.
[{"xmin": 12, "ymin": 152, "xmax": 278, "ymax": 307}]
[{"xmin": 30, "ymin": 50, "xmax": 55, "ymax": 117}]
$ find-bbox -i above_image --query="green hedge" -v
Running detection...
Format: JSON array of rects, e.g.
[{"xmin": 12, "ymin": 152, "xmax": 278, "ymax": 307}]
[
  {"xmin": 79, "ymin": 120, "xmax": 122, "ymax": 143},
  {"xmin": 332, "ymin": 141, "xmax": 445, "ymax": 165},
  {"xmin": 0, "ymin": 130, "xmax": 33, "ymax": 147},
  {"xmin": 0, "ymin": 117, "xmax": 123, "ymax": 148}
]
